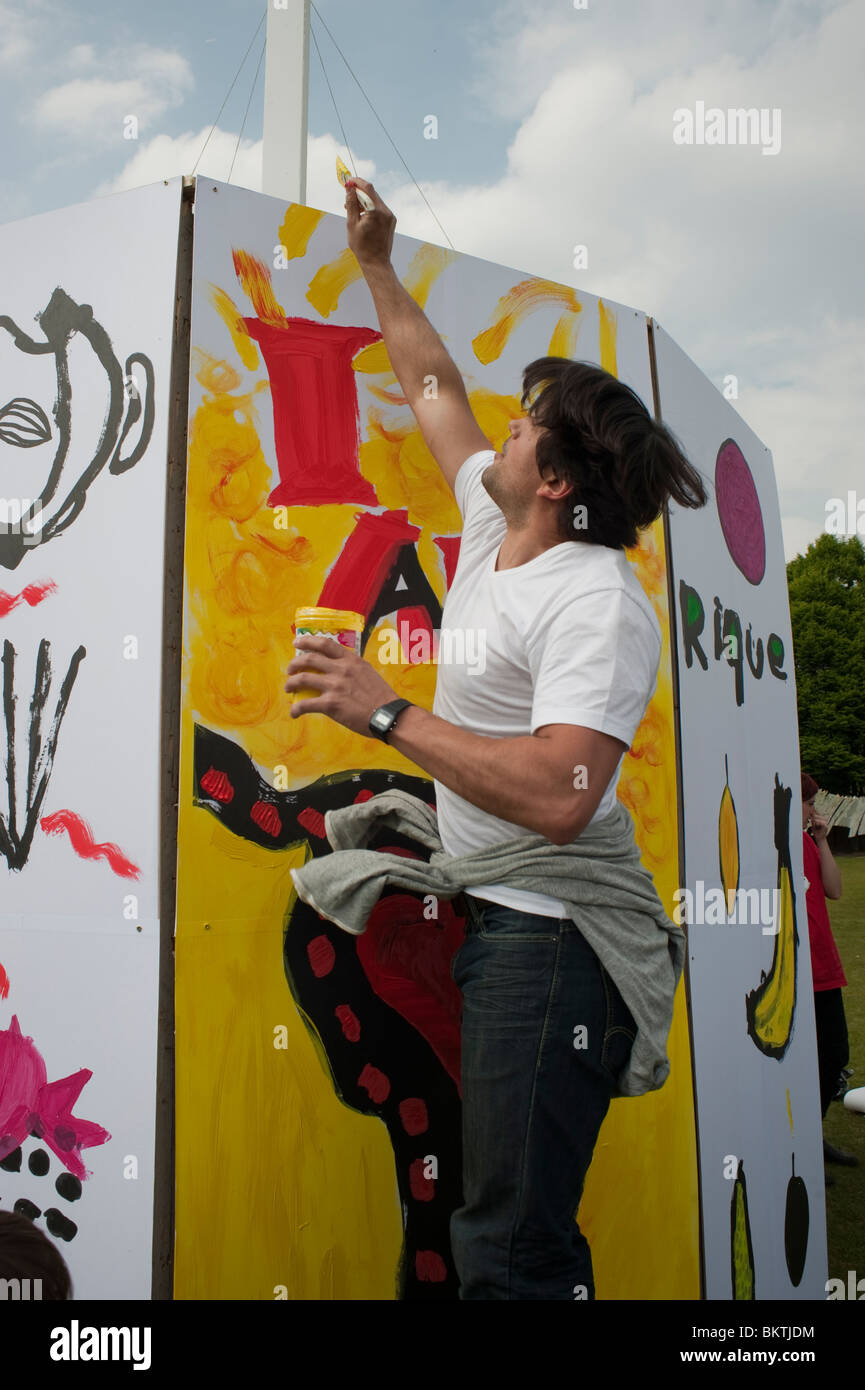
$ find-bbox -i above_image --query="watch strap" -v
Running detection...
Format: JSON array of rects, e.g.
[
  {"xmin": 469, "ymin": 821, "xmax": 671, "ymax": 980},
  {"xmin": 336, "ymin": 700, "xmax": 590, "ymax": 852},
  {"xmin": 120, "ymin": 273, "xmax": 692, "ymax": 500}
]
[{"xmin": 369, "ymin": 698, "xmax": 413, "ymax": 741}]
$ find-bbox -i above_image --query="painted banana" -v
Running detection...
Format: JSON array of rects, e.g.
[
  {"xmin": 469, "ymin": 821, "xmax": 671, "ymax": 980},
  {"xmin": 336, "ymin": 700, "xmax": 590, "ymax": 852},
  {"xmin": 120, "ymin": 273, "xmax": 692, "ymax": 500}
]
[
  {"xmin": 745, "ymin": 775, "xmax": 798, "ymax": 1058},
  {"xmin": 731, "ymin": 1160, "xmax": 756, "ymax": 1299},
  {"xmin": 718, "ymin": 753, "xmax": 739, "ymax": 915}
]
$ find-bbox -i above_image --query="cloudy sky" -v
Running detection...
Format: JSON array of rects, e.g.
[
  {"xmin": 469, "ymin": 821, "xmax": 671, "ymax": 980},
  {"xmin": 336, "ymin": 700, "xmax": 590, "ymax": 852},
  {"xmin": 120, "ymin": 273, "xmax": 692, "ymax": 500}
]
[{"xmin": 2, "ymin": 0, "xmax": 861, "ymax": 560}]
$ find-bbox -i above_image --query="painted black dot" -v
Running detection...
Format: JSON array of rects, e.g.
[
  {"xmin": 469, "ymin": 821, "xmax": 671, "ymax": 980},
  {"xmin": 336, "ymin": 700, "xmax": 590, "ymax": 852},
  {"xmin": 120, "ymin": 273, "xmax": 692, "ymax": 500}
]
[
  {"xmin": 55, "ymin": 1172, "xmax": 82, "ymax": 1202},
  {"xmin": 0, "ymin": 1146, "xmax": 22, "ymax": 1172},
  {"xmin": 13, "ymin": 1198, "xmax": 41, "ymax": 1220},
  {"xmin": 43, "ymin": 1208, "xmax": 77, "ymax": 1242},
  {"xmin": 28, "ymin": 1148, "xmax": 50, "ymax": 1176},
  {"xmin": 29, "ymin": 1122, "xmax": 45, "ymax": 1139}
]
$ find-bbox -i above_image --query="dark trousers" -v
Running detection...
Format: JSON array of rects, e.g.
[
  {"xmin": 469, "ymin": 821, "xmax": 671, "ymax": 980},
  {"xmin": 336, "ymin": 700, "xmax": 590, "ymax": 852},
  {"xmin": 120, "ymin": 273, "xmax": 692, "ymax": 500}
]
[
  {"xmin": 449, "ymin": 894, "xmax": 636, "ymax": 1300},
  {"xmin": 814, "ymin": 988, "xmax": 849, "ymax": 1117}
]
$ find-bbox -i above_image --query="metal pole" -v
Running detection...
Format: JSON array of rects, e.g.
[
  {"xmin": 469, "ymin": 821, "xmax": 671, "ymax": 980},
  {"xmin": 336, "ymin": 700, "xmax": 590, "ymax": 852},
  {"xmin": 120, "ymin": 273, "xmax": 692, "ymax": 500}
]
[{"xmin": 262, "ymin": 0, "xmax": 310, "ymax": 202}]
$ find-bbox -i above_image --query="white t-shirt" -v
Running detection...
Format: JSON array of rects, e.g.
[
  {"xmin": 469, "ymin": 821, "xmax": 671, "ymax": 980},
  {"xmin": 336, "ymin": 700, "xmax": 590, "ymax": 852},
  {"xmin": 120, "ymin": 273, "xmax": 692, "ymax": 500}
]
[{"xmin": 432, "ymin": 448, "xmax": 661, "ymax": 917}]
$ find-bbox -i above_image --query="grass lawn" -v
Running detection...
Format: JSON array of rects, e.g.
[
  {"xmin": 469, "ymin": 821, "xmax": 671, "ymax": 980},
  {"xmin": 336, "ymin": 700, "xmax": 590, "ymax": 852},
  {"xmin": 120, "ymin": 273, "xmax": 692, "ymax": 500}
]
[{"xmin": 821, "ymin": 848, "xmax": 865, "ymax": 1285}]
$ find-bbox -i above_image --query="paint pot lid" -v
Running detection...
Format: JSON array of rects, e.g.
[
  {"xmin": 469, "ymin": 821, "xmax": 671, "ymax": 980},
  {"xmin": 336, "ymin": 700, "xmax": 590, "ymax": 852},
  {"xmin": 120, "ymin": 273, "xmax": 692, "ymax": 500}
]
[{"xmin": 294, "ymin": 607, "xmax": 365, "ymax": 628}]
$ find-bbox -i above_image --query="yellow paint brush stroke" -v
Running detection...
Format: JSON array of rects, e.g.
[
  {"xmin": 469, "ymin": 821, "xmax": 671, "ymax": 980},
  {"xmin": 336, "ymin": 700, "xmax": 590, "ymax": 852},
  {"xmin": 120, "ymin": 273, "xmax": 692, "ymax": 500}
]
[
  {"xmin": 209, "ymin": 286, "xmax": 260, "ymax": 372},
  {"xmin": 473, "ymin": 278, "xmax": 582, "ymax": 364},
  {"xmin": 232, "ymin": 250, "xmax": 286, "ymax": 326},
  {"xmin": 306, "ymin": 248, "xmax": 363, "ymax": 319},
  {"xmin": 277, "ymin": 204, "xmax": 326, "ymax": 261},
  {"xmin": 598, "ymin": 299, "xmax": 618, "ymax": 374}
]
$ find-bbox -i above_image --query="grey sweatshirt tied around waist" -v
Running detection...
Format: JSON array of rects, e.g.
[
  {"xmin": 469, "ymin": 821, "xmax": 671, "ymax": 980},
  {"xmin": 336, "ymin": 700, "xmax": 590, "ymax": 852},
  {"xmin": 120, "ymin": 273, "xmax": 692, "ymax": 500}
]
[{"xmin": 289, "ymin": 789, "xmax": 686, "ymax": 1098}]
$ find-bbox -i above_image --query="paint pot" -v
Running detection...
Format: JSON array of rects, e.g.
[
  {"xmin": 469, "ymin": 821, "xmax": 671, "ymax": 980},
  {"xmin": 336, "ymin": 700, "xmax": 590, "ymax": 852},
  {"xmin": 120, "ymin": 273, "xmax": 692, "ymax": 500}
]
[{"xmin": 292, "ymin": 607, "xmax": 365, "ymax": 701}]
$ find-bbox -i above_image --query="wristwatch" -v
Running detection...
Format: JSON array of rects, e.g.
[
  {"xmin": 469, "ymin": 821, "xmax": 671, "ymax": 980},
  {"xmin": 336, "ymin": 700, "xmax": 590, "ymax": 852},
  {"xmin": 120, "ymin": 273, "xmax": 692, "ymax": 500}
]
[{"xmin": 369, "ymin": 699, "xmax": 413, "ymax": 742}]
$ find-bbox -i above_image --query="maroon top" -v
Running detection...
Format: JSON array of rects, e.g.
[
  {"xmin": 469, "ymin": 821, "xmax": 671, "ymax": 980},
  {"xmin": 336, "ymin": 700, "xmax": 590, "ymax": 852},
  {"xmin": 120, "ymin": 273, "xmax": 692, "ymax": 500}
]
[{"xmin": 802, "ymin": 831, "xmax": 847, "ymax": 991}]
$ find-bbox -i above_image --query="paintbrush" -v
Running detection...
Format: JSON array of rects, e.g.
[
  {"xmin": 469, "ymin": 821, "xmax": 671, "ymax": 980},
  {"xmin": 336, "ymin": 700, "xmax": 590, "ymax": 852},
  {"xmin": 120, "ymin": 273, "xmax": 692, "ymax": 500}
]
[{"xmin": 336, "ymin": 157, "xmax": 376, "ymax": 212}]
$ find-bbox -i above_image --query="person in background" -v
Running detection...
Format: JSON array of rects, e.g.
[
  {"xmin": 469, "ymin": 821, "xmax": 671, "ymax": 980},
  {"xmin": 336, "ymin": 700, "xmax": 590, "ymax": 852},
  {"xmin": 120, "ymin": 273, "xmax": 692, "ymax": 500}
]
[
  {"xmin": 0, "ymin": 1209, "xmax": 71, "ymax": 1298},
  {"xmin": 800, "ymin": 772, "xmax": 858, "ymax": 1179}
]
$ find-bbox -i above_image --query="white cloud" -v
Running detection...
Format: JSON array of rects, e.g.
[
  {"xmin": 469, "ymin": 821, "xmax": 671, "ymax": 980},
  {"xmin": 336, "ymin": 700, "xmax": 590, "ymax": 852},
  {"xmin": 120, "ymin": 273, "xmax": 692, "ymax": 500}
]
[
  {"xmin": 0, "ymin": 0, "xmax": 37, "ymax": 66},
  {"xmin": 32, "ymin": 45, "xmax": 193, "ymax": 140},
  {"xmin": 96, "ymin": 128, "xmax": 377, "ymax": 209}
]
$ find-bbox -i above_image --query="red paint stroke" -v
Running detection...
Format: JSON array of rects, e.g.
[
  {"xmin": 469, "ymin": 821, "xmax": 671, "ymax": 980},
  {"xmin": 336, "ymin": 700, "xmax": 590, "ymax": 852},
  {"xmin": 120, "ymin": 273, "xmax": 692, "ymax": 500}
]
[
  {"xmin": 0, "ymin": 1016, "xmax": 110, "ymax": 1180},
  {"xmin": 200, "ymin": 767, "xmax": 235, "ymax": 803},
  {"xmin": 415, "ymin": 1250, "xmax": 447, "ymax": 1283},
  {"xmin": 357, "ymin": 876, "xmax": 464, "ymax": 1088},
  {"xmin": 409, "ymin": 1158, "xmax": 435, "ymax": 1203},
  {"xmin": 358, "ymin": 1063, "xmax": 390, "ymax": 1104},
  {"xmin": 0, "ymin": 581, "xmax": 58, "ymax": 619},
  {"xmin": 307, "ymin": 935, "xmax": 335, "ymax": 979},
  {"xmin": 318, "ymin": 510, "xmax": 421, "ymax": 615},
  {"xmin": 398, "ymin": 1098, "xmax": 429, "ymax": 1136},
  {"xmin": 335, "ymin": 1004, "xmax": 361, "ymax": 1042},
  {"xmin": 353, "ymin": 789, "xmax": 375, "ymax": 804},
  {"xmin": 433, "ymin": 536, "xmax": 461, "ymax": 590},
  {"xmin": 396, "ymin": 605, "xmax": 434, "ymax": 662},
  {"xmin": 0, "ymin": 962, "xmax": 9, "ymax": 1000},
  {"xmin": 297, "ymin": 806, "xmax": 327, "ymax": 839},
  {"xmin": 39, "ymin": 811, "xmax": 140, "ymax": 880},
  {"xmin": 250, "ymin": 801, "xmax": 282, "ymax": 838},
  {"xmin": 242, "ymin": 313, "xmax": 381, "ymax": 507}
]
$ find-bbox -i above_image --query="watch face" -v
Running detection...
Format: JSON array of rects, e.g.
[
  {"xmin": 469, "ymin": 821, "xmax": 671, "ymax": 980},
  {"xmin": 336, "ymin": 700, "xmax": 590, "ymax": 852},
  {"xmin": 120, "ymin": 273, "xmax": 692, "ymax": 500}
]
[{"xmin": 371, "ymin": 710, "xmax": 390, "ymax": 732}]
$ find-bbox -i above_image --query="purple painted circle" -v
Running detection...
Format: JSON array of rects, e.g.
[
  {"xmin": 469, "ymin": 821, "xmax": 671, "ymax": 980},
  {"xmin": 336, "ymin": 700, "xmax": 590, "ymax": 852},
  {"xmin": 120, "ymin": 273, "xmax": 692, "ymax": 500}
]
[{"xmin": 715, "ymin": 439, "xmax": 766, "ymax": 585}]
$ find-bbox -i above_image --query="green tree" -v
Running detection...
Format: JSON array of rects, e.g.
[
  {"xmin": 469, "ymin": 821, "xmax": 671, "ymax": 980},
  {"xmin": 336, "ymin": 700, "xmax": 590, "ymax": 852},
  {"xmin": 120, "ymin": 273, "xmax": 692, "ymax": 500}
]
[{"xmin": 787, "ymin": 533, "xmax": 865, "ymax": 794}]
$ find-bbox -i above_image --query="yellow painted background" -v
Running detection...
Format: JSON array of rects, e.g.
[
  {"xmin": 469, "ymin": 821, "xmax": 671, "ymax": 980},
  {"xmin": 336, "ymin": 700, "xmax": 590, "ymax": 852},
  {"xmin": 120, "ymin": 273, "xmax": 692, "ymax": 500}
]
[{"xmin": 174, "ymin": 204, "xmax": 700, "ymax": 1299}]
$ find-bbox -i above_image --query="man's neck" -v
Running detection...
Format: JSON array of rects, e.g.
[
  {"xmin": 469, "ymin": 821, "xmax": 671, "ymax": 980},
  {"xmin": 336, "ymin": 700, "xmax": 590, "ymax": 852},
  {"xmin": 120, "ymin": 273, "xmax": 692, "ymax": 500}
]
[{"xmin": 495, "ymin": 528, "xmax": 571, "ymax": 571}]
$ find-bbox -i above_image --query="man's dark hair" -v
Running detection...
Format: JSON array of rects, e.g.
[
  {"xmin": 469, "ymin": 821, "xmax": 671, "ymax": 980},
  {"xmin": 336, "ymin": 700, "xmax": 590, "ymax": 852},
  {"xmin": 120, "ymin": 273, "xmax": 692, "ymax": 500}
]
[
  {"xmin": 801, "ymin": 772, "xmax": 819, "ymax": 803},
  {"xmin": 521, "ymin": 357, "xmax": 708, "ymax": 549},
  {"xmin": 0, "ymin": 1209, "xmax": 72, "ymax": 1298}
]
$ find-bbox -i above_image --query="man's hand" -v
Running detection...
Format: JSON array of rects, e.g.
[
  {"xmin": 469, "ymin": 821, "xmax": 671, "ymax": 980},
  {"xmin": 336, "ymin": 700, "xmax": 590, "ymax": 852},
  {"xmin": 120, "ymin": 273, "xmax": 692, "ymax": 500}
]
[
  {"xmin": 285, "ymin": 635, "xmax": 399, "ymax": 737},
  {"xmin": 345, "ymin": 177, "xmax": 396, "ymax": 270}
]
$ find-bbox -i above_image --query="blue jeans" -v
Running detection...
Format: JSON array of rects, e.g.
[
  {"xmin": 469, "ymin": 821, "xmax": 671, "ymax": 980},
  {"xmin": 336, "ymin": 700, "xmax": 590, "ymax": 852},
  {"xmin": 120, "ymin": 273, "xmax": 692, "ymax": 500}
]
[{"xmin": 449, "ymin": 894, "xmax": 637, "ymax": 1300}]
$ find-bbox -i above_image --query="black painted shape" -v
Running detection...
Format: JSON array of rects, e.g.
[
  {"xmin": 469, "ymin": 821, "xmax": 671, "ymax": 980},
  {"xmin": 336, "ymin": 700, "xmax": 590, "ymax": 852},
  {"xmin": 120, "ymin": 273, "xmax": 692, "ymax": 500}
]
[
  {"xmin": 0, "ymin": 638, "xmax": 86, "ymax": 871},
  {"xmin": 360, "ymin": 542, "xmax": 443, "ymax": 658},
  {"xmin": 43, "ymin": 1208, "xmax": 77, "ymax": 1241},
  {"xmin": 0, "ymin": 287, "xmax": 155, "ymax": 570},
  {"xmin": 0, "ymin": 1145, "xmax": 22, "ymax": 1172},
  {"xmin": 13, "ymin": 1198, "xmax": 40, "ymax": 1220},
  {"xmin": 28, "ymin": 1148, "xmax": 50, "ymax": 1176},
  {"xmin": 193, "ymin": 723, "xmax": 432, "ymax": 852},
  {"xmin": 55, "ymin": 1172, "xmax": 82, "ymax": 1202}
]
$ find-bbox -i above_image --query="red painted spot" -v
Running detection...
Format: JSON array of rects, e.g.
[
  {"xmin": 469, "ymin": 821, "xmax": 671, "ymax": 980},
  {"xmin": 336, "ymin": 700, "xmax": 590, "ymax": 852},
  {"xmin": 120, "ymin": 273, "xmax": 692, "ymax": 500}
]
[
  {"xmin": 297, "ymin": 806, "xmax": 327, "ymax": 839},
  {"xmin": 0, "ymin": 962, "xmax": 9, "ymax": 1000},
  {"xmin": 200, "ymin": 767, "xmax": 234, "ymax": 803},
  {"xmin": 415, "ymin": 1250, "xmax": 447, "ymax": 1283},
  {"xmin": 358, "ymin": 1063, "xmax": 390, "ymax": 1104},
  {"xmin": 335, "ymin": 1005, "xmax": 361, "ymax": 1041},
  {"xmin": 353, "ymin": 789, "xmax": 375, "ymax": 804},
  {"xmin": 250, "ymin": 801, "xmax": 282, "ymax": 837},
  {"xmin": 307, "ymin": 935, "xmax": 336, "ymax": 978},
  {"xmin": 0, "ymin": 580, "xmax": 57, "ymax": 618},
  {"xmin": 39, "ymin": 811, "xmax": 140, "ymax": 880},
  {"xmin": 409, "ymin": 1158, "xmax": 435, "ymax": 1202},
  {"xmin": 399, "ymin": 1098, "xmax": 429, "ymax": 1136}
]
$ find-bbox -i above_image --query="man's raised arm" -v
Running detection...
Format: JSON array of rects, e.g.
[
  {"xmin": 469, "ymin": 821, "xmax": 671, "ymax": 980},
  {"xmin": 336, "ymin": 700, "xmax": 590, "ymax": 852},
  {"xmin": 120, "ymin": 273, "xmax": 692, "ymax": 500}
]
[{"xmin": 345, "ymin": 176, "xmax": 491, "ymax": 492}]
